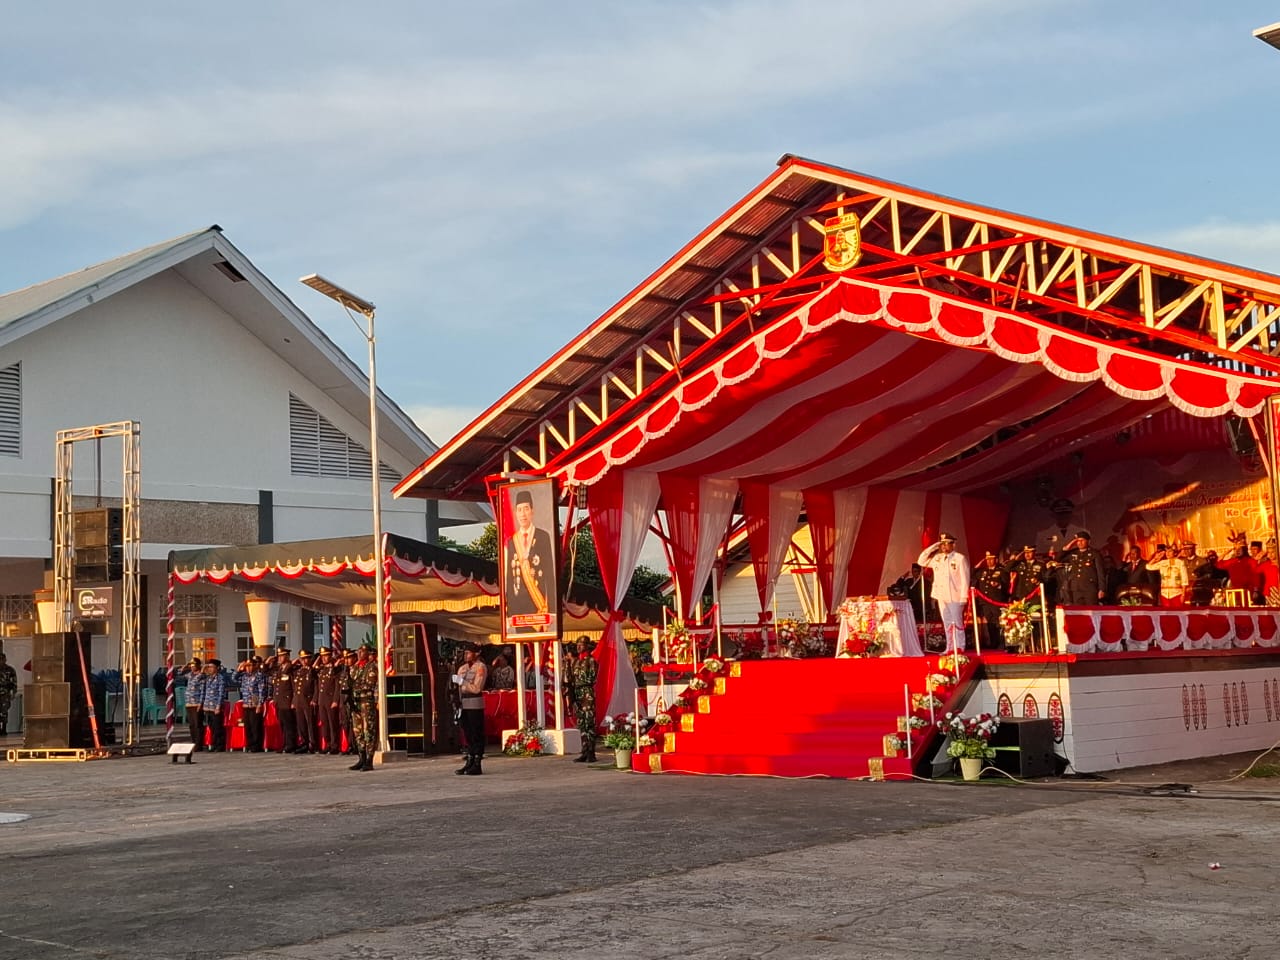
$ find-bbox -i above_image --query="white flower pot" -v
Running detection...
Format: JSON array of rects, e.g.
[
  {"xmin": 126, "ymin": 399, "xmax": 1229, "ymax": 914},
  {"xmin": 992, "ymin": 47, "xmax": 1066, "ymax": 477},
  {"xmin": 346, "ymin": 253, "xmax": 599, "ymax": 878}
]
[
  {"xmin": 959, "ymin": 757, "xmax": 983, "ymax": 781},
  {"xmin": 614, "ymin": 749, "xmax": 633, "ymax": 770}
]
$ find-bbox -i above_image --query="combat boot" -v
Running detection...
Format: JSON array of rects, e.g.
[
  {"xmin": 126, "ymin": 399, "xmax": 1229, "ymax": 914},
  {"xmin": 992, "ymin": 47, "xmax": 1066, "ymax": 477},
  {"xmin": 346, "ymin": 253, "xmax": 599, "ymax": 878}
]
[
  {"xmin": 349, "ymin": 751, "xmax": 366, "ymax": 771},
  {"xmin": 455, "ymin": 754, "xmax": 475, "ymax": 775},
  {"xmin": 360, "ymin": 753, "xmax": 374, "ymax": 771},
  {"xmin": 465, "ymin": 756, "xmax": 483, "ymax": 775}
]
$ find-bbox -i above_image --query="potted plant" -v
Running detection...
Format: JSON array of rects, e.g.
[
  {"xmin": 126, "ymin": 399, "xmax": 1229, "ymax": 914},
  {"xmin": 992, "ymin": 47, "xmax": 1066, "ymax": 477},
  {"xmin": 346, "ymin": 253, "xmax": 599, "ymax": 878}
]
[
  {"xmin": 999, "ymin": 600, "xmax": 1041, "ymax": 652},
  {"xmin": 602, "ymin": 713, "xmax": 643, "ymax": 769},
  {"xmin": 937, "ymin": 711, "xmax": 999, "ymax": 780},
  {"xmin": 502, "ymin": 722, "xmax": 548, "ymax": 757}
]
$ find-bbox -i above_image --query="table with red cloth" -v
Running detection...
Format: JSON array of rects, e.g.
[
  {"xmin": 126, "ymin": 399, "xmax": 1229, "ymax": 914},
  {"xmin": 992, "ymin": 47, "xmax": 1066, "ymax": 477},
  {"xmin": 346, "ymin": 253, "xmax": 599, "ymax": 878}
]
[
  {"xmin": 484, "ymin": 689, "xmax": 561, "ymax": 740},
  {"xmin": 220, "ymin": 701, "xmax": 348, "ymax": 752}
]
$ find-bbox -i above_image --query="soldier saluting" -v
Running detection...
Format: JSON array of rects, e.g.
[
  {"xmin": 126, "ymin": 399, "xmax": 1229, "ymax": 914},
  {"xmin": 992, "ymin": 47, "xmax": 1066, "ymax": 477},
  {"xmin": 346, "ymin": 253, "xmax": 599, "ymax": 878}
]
[
  {"xmin": 972, "ymin": 551, "xmax": 1009, "ymax": 651},
  {"xmin": 1056, "ymin": 530, "xmax": 1106, "ymax": 605}
]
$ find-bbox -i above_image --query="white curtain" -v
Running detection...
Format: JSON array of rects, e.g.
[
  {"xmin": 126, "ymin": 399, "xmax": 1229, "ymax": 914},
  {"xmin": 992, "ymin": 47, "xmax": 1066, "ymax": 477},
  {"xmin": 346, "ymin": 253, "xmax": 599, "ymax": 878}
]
[
  {"xmin": 831, "ymin": 487, "xmax": 867, "ymax": 605},
  {"xmin": 764, "ymin": 487, "xmax": 804, "ymax": 611},
  {"xmin": 688, "ymin": 477, "xmax": 739, "ymax": 618}
]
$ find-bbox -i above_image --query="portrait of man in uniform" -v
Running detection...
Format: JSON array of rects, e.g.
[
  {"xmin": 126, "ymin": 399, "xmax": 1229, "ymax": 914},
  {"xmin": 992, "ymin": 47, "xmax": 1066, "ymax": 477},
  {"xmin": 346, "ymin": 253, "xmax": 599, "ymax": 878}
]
[{"xmin": 499, "ymin": 480, "xmax": 559, "ymax": 640}]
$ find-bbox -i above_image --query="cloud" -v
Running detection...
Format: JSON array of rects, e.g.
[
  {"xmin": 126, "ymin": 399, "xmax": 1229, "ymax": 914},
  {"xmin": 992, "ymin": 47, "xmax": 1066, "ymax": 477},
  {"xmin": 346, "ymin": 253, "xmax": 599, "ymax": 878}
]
[
  {"xmin": 1141, "ymin": 221, "xmax": 1280, "ymax": 276},
  {"xmin": 405, "ymin": 403, "xmax": 485, "ymax": 449}
]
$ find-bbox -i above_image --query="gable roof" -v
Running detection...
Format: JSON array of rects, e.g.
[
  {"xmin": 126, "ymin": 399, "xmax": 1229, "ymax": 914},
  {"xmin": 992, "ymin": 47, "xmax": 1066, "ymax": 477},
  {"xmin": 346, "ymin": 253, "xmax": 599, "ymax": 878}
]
[
  {"xmin": 394, "ymin": 154, "xmax": 1280, "ymax": 502},
  {"xmin": 0, "ymin": 226, "xmax": 489, "ymax": 524}
]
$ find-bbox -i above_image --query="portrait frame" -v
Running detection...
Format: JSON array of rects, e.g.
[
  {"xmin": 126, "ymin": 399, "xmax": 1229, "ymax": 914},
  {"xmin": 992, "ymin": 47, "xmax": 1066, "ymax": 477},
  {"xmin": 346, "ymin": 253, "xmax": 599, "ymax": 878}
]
[{"xmin": 496, "ymin": 477, "xmax": 561, "ymax": 642}]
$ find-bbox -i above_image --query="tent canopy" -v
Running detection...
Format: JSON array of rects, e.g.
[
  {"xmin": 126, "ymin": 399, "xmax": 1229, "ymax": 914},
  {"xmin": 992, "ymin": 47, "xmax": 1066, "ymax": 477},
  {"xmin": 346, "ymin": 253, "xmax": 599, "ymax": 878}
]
[{"xmin": 168, "ymin": 533, "xmax": 663, "ymax": 641}]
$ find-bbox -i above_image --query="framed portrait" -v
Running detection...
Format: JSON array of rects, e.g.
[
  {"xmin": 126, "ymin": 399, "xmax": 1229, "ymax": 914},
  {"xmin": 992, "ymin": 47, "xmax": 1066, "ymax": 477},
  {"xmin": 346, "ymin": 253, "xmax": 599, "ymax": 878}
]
[{"xmin": 496, "ymin": 477, "xmax": 560, "ymax": 642}]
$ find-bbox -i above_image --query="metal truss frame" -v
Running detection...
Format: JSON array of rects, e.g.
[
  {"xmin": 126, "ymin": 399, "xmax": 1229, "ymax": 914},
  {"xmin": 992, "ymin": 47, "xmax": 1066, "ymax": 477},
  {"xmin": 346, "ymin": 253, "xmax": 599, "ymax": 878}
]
[
  {"xmin": 485, "ymin": 173, "xmax": 1280, "ymax": 490},
  {"xmin": 53, "ymin": 421, "xmax": 142, "ymax": 745}
]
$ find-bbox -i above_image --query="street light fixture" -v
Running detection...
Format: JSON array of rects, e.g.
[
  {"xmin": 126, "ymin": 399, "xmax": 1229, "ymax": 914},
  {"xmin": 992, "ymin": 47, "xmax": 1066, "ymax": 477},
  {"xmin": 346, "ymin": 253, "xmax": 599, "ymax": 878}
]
[
  {"xmin": 1255, "ymin": 22, "xmax": 1280, "ymax": 50},
  {"xmin": 300, "ymin": 273, "xmax": 390, "ymax": 759}
]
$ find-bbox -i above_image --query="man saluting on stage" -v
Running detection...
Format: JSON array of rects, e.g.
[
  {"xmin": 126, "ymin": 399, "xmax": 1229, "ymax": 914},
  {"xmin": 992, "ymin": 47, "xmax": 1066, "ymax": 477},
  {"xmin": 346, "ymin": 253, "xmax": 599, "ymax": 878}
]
[{"xmin": 918, "ymin": 533, "xmax": 970, "ymax": 653}]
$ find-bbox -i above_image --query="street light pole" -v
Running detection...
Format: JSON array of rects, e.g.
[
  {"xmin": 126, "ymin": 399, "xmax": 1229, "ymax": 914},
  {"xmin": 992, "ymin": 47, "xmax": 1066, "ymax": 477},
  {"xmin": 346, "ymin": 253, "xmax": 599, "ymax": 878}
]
[{"xmin": 300, "ymin": 274, "xmax": 390, "ymax": 757}]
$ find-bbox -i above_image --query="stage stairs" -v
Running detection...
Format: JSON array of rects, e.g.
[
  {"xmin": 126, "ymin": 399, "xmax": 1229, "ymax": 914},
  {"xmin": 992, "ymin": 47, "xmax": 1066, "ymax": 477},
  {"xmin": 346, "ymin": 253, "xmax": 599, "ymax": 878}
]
[{"xmin": 634, "ymin": 654, "xmax": 980, "ymax": 779}]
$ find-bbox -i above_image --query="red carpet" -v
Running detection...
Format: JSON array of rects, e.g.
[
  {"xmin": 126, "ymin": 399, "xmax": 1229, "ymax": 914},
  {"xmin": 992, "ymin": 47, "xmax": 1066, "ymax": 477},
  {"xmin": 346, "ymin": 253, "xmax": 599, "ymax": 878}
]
[{"xmin": 634, "ymin": 655, "xmax": 978, "ymax": 779}]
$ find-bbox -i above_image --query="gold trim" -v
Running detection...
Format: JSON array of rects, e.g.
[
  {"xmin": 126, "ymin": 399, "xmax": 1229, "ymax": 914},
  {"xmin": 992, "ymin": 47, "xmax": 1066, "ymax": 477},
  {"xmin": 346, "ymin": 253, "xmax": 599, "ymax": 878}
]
[
  {"xmin": 714, "ymin": 677, "xmax": 726, "ymax": 695},
  {"xmin": 664, "ymin": 732, "xmax": 676, "ymax": 753},
  {"xmin": 649, "ymin": 753, "xmax": 663, "ymax": 773},
  {"xmin": 697, "ymin": 695, "xmax": 711, "ymax": 713},
  {"xmin": 680, "ymin": 713, "xmax": 696, "ymax": 732},
  {"xmin": 868, "ymin": 757, "xmax": 885, "ymax": 781},
  {"xmin": 729, "ymin": 662, "xmax": 742, "ymax": 678},
  {"xmin": 896, "ymin": 716, "xmax": 908, "ymax": 733}
]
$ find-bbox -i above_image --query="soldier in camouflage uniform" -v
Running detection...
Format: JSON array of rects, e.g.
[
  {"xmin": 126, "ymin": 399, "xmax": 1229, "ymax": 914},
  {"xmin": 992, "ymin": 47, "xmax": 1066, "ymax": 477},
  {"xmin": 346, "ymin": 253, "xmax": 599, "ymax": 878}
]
[
  {"xmin": 338, "ymin": 648, "xmax": 357, "ymax": 755},
  {"xmin": 348, "ymin": 642, "xmax": 379, "ymax": 771},
  {"xmin": 0, "ymin": 653, "xmax": 17, "ymax": 736},
  {"xmin": 569, "ymin": 637, "xmax": 599, "ymax": 763}
]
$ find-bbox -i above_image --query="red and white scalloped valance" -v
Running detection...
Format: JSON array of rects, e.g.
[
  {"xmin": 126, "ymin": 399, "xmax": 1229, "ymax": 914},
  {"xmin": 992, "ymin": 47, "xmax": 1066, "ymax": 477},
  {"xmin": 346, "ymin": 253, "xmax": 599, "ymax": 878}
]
[
  {"xmin": 173, "ymin": 553, "xmax": 498, "ymax": 595},
  {"xmin": 1059, "ymin": 606, "xmax": 1280, "ymax": 654},
  {"xmin": 556, "ymin": 278, "xmax": 1279, "ymax": 490}
]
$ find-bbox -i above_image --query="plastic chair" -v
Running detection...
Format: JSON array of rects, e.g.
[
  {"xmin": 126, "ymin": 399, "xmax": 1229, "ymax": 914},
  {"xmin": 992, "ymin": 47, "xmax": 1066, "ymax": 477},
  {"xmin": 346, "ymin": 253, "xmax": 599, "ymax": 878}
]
[
  {"xmin": 175, "ymin": 685, "xmax": 187, "ymax": 714},
  {"xmin": 140, "ymin": 687, "xmax": 165, "ymax": 724}
]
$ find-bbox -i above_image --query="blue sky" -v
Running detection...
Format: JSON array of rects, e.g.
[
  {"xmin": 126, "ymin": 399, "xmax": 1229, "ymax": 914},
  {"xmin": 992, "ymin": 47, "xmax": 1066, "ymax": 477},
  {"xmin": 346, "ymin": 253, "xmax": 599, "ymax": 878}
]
[{"xmin": 4, "ymin": 1, "xmax": 1280, "ymax": 447}]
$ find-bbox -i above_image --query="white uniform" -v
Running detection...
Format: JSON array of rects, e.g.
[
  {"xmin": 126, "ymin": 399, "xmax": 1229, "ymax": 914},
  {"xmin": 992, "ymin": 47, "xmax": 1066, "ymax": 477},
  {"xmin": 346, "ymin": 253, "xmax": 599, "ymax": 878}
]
[{"xmin": 918, "ymin": 541, "xmax": 971, "ymax": 652}]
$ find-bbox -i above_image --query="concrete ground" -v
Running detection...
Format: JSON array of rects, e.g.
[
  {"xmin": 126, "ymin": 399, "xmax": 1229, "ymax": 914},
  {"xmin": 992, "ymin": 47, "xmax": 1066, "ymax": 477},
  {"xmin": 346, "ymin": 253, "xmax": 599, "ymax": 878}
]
[{"xmin": 0, "ymin": 745, "xmax": 1278, "ymax": 960}]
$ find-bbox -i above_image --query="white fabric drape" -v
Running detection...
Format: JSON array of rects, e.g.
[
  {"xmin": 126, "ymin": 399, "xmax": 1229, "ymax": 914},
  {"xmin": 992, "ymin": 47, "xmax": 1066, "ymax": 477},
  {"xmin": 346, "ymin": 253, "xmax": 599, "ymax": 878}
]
[
  {"xmin": 689, "ymin": 477, "xmax": 739, "ymax": 619},
  {"xmin": 764, "ymin": 487, "xmax": 804, "ymax": 612},
  {"xmin": 613, "ymin": 471, "xmax": 661, "ymax": 601},
  {"xmin": 831, "ymin": 487, "xmax": 866, "ymax": 606}
]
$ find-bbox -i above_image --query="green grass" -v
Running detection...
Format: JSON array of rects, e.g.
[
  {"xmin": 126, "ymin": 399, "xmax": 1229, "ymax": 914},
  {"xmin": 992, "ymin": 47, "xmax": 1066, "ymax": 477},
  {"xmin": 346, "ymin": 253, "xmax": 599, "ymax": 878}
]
[{"xmin": 1240, "ymin": 762, "xmax": 1280, "ymax": 778}]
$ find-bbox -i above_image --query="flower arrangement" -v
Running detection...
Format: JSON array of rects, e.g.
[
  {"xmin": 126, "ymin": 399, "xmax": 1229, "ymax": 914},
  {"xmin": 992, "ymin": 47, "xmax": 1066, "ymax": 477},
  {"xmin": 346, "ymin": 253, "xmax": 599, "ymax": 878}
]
[
  {"xmin": 663, "ymin": 620, "xmax": 694, "ymax": 663},
  {"xmin": 637, "ymin": 734, "xmax": 657, "ymax": 749},
  {"xmin": 652, "ymin": 711, "xmax": 674, "ymax": 727},
  {"xmin": 999, "ymin": 600, "xmax": 1040, "ymax": 649},
  {"xmin": 732, "ymin": 629, "xmax": 764, "ymax": 660},
  {"xmin": 926, "ymin": 672, "xmax": 955, "ymax": 691},
  {"xmin": 885, "ymin": 734, "xmax": 907, "ymax": 753},
  {"xmin": 922, "ymin": 624, "xmax": 948, "ymax": 652},
  {"xmin": 912, "ymin": 692, "xmax": 945, "ymax": 712},
  {"xmin": 502, "ymin": 722, "xmax": 548, "ymax": 757},
  {"xmin": 777, "ymin": 617, "xmax": 826, "ymax": 658},
  {"xmin": 937, "ymin": 711, "xmax": 1000, "ymax": 759},
  {"xmin": 689, "ymin": 677, "xmax": 709, "ymax": 691},
  {"xmin": 837, "ymin": 598, "xmax": 890, "ymax": 658},
  {"xmin": 701, "ymin": 656, "xmax": 725, "ymax": 674},
  {"xmin": 841, "ymin": 632, "xmax": 886, "ymax": 658},
  {"xmin": 906, "ymin": 716, "xmax": 931, "ymax": 731},
  {"xmin": 602, "ymin": 712, "xmax": 646, "ymax": 751},
  {"xmin": 936, "ymin": 652, "xmax": 970, "ymax": 674}
]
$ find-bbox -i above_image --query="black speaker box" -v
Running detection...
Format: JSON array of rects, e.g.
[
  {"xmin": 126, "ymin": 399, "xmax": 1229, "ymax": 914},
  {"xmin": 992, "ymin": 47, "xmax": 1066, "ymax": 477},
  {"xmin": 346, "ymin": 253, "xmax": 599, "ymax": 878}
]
[
  {"xmin": 24, "ymin": 634, "xmax": 93, "ymax": 749},
  {"xmin": 990, "ymin": 717, "xmax": 1056, "ymax": 778}
]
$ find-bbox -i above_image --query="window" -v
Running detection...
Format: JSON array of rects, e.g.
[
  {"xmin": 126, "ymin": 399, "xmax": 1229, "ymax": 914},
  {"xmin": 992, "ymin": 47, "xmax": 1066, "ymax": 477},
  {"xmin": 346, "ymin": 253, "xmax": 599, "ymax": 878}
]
[
  {"xmin": 0, "ymin": 362, "xmax": 19, "ymax": 458},
  {"xmin": 289, "ymin": 394, "xmax": 402, "ymax": 482},
  {"xmin": 234, "ymin": 620, "xmax": 288, "ymax": 662}
]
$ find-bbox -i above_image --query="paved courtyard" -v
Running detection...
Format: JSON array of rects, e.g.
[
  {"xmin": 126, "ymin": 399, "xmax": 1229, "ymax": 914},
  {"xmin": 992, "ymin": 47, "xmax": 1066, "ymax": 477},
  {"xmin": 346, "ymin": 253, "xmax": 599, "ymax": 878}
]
[{"xmin": 0, "ymin": 748, "xmax": 1277, "ymax": 959}]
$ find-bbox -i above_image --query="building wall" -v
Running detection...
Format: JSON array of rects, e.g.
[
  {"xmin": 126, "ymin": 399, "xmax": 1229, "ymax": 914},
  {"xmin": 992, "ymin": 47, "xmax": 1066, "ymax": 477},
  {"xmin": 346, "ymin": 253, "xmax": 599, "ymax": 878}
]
[{"xmin": 0, "ymin": 267, "xmax": 425, "ymax": 721}]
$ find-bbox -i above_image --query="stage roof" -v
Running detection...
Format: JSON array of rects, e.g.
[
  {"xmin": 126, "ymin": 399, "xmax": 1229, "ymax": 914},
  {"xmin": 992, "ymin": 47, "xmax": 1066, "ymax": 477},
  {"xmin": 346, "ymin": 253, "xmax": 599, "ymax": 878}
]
[
  {"xmin": 394, "ymin": 155, "xmax": 1280, "ymax": 502},
  {"xmin": 168, "ymin": 534, "xmax": 662, "ymax": 641}
]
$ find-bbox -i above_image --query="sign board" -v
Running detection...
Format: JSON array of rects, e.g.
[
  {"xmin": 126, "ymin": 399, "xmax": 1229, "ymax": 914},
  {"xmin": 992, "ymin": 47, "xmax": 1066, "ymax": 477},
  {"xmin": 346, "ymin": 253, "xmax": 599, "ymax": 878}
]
[
  {"xmin": 75, "ymin": 586, "xmax": 114, "ymax": 621},
  {"xmin": 497, "ymin": 477, "xmax": 561, "ymax": 642}
]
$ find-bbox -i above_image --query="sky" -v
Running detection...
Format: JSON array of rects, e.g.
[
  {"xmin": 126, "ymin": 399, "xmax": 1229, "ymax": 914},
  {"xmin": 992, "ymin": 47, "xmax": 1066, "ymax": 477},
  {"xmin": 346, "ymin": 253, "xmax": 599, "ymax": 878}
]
[{"xmin": 5, "ymin": 1, "xmax": 1280, "ymax": 452}]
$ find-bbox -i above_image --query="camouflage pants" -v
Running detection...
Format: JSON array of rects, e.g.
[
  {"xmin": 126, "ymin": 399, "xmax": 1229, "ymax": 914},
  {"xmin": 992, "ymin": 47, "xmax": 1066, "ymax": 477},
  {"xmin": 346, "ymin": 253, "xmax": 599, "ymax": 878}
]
[
  {"xmin": 574, "ymin": 693, "xmax": 596, "ymax": 749},
  {"xmin": 352, "ymin": 700, "xmax": 378, "ymax": 753},
  {"xmin": 0, "ymin": 695, "xmax": 11, "ymax": 732}
]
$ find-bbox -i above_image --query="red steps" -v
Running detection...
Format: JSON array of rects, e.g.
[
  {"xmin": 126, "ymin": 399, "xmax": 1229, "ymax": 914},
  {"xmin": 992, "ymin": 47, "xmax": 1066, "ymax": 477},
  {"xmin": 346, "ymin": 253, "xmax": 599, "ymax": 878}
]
[{"xmin": 636, "ymin": 656, "xmax": 977, "ymax": 780}]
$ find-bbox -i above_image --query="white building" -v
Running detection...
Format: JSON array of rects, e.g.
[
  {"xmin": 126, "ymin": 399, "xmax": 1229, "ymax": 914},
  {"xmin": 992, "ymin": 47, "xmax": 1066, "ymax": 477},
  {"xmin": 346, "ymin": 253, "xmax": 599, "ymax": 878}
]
[{"xmin": 0, "ymin": 226, "xmax": 485, "ymax": 728}]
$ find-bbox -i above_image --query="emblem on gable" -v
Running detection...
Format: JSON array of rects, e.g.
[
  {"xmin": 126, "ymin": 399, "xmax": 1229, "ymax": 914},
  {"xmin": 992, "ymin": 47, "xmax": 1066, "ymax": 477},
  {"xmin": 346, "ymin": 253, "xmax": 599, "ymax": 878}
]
[{"xmin": 822, "ymin": 212, "xmax": 862, "ymax": 271}]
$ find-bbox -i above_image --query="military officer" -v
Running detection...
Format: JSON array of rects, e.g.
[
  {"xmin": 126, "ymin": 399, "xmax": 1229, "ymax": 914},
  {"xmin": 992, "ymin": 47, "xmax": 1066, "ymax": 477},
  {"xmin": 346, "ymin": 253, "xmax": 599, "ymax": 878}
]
[
  {"xmin": 292, "ymin": 650, "xmax": 317, "ymax": 753},
  {"xmin": 348, "ymin": 642, "xmax": 379, "ymax": 772},
  {"xmin": 1056, "ymin": 531, "xmax": 1106, "ymax": 605},
  {"xmin": 568, "ymin": 637, "xmax": 599, "ymax": 763},
  {"xmin": 268, "ymin": 647, "xmax": 297, "ymax": 753},
  {"xmin": 338, "ymin": 647, "xmax": 357, "ymax": 755},
  {"xmin": 314, "ymin": 647, "xmax": 342, "ymax": 755},
  {"xmin": 972, "ymin": 551, "xmax": 1009, "ymax": 652}
]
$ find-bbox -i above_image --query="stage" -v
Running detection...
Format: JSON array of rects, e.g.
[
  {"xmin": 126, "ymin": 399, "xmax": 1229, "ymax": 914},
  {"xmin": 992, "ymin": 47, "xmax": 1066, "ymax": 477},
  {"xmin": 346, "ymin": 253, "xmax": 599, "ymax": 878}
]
[{"xmin": 631, "ymin": 625, "xmax": 1280, "ymax": 779}]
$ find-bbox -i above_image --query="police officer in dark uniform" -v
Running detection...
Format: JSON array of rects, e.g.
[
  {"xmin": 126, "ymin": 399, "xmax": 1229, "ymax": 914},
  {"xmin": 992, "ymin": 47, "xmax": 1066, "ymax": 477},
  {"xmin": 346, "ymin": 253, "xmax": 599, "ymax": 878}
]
[
  {"xmin": 292, "ymin": 650, "xmax": 318, "ymax": 753},
  {"xmin": 268, "ymin": 647, "xmax": 297, "ymax": 753},
  {"xmin": 1008, "ymin": 545, "xmax": 1052, "ymax": 649},
  {"xmin": 314, "ymin": 647, "xmax": 342, "ymax": 754},
  {"xmin": 972, "ymin": 551, "xmax": 1009, "ymax": 652},
  {"xmin": 1056, "ymin": 531, "xmax": 1106, "ymax": 606}
]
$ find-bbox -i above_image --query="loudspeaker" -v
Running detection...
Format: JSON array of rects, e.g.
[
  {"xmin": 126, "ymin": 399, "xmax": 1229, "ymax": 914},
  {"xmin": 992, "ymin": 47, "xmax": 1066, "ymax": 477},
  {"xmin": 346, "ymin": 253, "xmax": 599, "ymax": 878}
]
[
  {"xmin": 23, "ymin": 633, "xmax": 93, "ymax": 749},
  {"xmin": 990, "ymin": 717, "xmax": 1056, "ymax": 778},
  {"xmin": 75, "ymin": 507, "xmax": 123, "ymax": 581}
]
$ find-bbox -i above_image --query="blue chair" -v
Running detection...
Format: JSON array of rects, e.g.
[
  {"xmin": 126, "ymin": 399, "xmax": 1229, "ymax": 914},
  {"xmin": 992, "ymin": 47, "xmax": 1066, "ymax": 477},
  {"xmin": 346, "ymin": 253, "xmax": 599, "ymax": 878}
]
[{"xmin": 175, "ymin": 685, "xmax": 187, "ymax": 714}]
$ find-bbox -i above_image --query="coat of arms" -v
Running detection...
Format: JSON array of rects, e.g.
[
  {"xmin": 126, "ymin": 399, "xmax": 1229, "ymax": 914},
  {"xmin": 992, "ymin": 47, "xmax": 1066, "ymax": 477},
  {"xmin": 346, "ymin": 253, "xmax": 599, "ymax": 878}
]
[{"xmin": 822, "ymin": 212, "xmax": 862, "ymax": 271}]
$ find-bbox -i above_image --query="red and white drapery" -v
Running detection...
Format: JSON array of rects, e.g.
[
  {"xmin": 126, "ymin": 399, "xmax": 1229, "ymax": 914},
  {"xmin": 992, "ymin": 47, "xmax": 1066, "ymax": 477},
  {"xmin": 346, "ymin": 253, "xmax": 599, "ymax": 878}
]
[
  {"xmin": 1059, "ymin": 607, "xmax": 1280, "ymax": 654},
  {"xmin": 551, "ymin": 277, "xmax": 1277, "ymax": 623},
  {"xmin": 585, "ymin": 471, "xmax": 661, "ymax": 721}
]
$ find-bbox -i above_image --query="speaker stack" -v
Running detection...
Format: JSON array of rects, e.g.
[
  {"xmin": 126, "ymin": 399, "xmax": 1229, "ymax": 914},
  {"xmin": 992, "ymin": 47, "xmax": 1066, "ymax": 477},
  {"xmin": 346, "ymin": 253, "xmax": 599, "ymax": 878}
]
[
  {"xmin": 24, "ymin": 633, "xmax": 93, "ymax": 749},
  {"xmin": 74, "ymin": 507, "xmax": 124, "ymax": 582},
  {"xmin": 989, "ymin": 717, "xmax": 1056, "ymax": 778}
]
